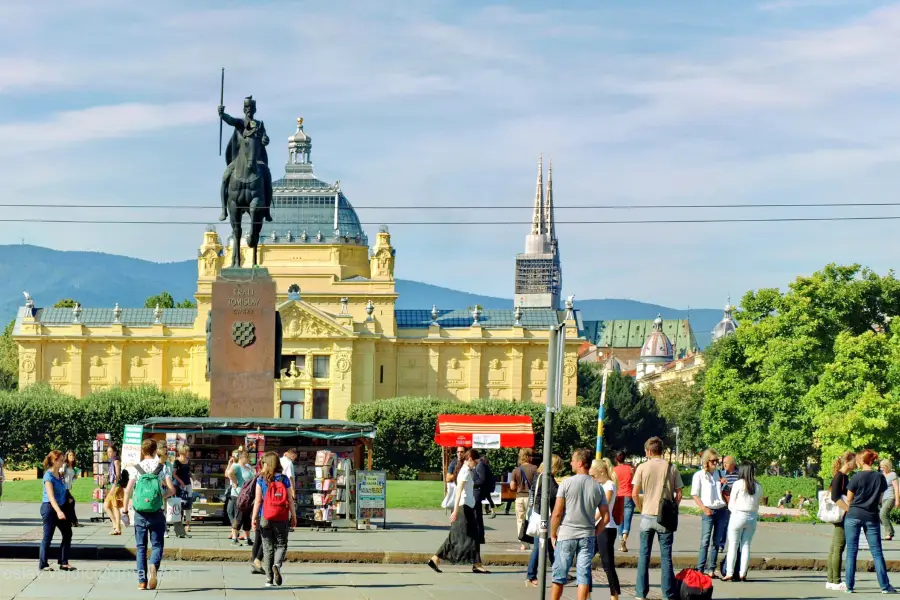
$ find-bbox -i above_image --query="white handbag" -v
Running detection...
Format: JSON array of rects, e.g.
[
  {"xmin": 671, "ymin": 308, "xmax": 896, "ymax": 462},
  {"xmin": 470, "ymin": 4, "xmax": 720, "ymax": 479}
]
[
  {"xmin": 525, "ymin": 478, "xmax": 543, "ymax": 537},
  {"xmin": 817, "ymin": 490, "xmax": 845, "ymax": 523},
  {"xmin": 441, "ymin": 483, "xmax": 457, "ymax": 509},
  {"xmin": 165, "ymin": 496, "xmax": 183, "ymax": 524}
]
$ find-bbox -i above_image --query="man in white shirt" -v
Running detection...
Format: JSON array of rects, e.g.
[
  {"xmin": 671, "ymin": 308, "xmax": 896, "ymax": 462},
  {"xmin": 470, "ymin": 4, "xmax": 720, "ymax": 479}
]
[{"xmin": 691, "ymin": 449, "xmax": 727, "ymax": 576}]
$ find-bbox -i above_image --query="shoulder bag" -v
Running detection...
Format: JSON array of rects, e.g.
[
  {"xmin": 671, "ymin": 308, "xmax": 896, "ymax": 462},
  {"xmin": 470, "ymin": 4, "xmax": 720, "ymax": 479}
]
[
  {"xmin": 656, "ymin": 461, "xmax": 679, "ymax": 532},
  {"xmin": 519, "ymin": 476, "xmax": 543, "ymax": 543}
]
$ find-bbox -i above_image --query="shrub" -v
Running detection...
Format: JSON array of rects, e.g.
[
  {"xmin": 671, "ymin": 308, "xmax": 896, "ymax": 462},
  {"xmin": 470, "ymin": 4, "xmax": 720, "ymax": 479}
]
[
  {"xmin": 0, "ymin": 384, "xmax": 208, "ymax": 469},
  {"xmin": 678, "ymin": 469, "xmax": 820, "ymax": 505},
  {"xmin": 347, "ymin": 397, "xmax": 597, "ymax": 477}
]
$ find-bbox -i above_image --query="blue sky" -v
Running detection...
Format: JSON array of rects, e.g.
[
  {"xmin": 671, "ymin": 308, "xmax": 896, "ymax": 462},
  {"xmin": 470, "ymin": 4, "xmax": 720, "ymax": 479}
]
[{"xmin": 1, "ymin": 0, "xmax": 899, "ymax": 308}]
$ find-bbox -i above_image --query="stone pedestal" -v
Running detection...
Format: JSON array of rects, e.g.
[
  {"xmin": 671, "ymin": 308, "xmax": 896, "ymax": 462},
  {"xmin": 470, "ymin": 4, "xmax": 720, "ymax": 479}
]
[{"xmin": 209, "ymin": 268, "xmax": 276, "ymax": 417}]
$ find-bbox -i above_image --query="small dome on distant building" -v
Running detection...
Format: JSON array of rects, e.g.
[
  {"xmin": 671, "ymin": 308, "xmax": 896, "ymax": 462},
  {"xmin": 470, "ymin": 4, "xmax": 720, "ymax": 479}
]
[
  {"xmin": 639, "ymin": 315, "xmax": 674, "ymax": 364},
  {"xmin": 711, "ymin": 298, "xmax": 738, "ymax": 342}
]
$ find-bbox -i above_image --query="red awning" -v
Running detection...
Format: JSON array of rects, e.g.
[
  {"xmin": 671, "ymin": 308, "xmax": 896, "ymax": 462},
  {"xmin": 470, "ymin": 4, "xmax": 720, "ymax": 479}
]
[{"xmin": 434, "ymin": 414, "xmax": 535, "ymax": 449}]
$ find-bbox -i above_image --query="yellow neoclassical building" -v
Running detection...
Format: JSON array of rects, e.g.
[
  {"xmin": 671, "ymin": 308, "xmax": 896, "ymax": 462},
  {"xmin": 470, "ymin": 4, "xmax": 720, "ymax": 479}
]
[{"xmin": 13, "ymin": 119, "xmax": 583, "ymax": 419}]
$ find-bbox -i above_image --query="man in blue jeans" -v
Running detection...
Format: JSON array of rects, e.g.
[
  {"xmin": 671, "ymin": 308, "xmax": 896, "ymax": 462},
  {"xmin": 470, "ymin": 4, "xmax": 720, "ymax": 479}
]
[
  {"xmin": 632, "ymin": 437, "xmax": 684, "ymax": 600},
  {"xmin": 123, "ymin": 439, "xmax": 176, "ymax": 591},
  {"xmin": 549, "ymin": 449, "xmax": 609, "ymax": 600}
]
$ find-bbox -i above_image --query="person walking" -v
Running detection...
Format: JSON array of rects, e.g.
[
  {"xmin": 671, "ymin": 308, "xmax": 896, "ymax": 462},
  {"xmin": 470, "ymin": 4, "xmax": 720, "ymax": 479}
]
[
  {"xmin": 632, "ymin": 436, "xmax": 684, "ymax": 600},
  {"xmin": 590, "ymin": 459, "xmax": 621, "ymax": 600},
  {"xmin": 473, "ymin": 454, "xmax": 497, "ymax": 519},
  {"xmin": 826, "ymin": 451, "xmax": 856, "ymax": 592},
  {"xmin": 692, "ymin": 448, "xmax": 727, "ymax": 578},
  {"xmin": 612, "ymin": 451, "xmax": 635, "ymax": 553},
  {"xmin": 61, "ymin": 450, "xmax": 81, "ymax": 528},
  {"xmin": 38, "ymin": 450, "xmax": 75, "ymax": 572},
  {"xmin": 428, "ymin": 449, "xmax": 489, "ymax": 574},
  {"xmin": 123, "ymin": 438, "xmax": 176, "ymax": 591},
  {"xmin": 716, "ymin": 455, "xmax": 740, "ymax": 557},
  {"xmin": 722, "ymin": 461, "xmax": 761, "ymax": 582},
  {"xmin": 510, "ymin": 448, "xmax": 537, "ymax": 551},
  {"xmin": 880, "ymin": 459, "xmax": 899, "ymax": 541},
  {"xmin": 549, "ymin": 449, "xmax": 609, "ymax": 600},
  {"xmin": 104, "ymin": 445, "xmax": 124, "ymax": 535},
  {"xmin": 525, "ymin": 454, "xmax": 563, "ymax": 587},
  {"xmin": 252, "ymin": 451, "xmax": 296, "ymax": 587},
  {"xmin": 226, "ymin": 450, "xmax": 254, "ymax": 545},
  {"xmin": 844, "ymin": 449, "xmax": 897, "ymax": 594},
  {"xmin": 172, "ymin": 445, "xmax": 193, "ymax": 536}
]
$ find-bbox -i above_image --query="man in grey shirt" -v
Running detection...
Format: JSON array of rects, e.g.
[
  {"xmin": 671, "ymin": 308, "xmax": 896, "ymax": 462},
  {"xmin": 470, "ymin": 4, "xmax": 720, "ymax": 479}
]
[{"xmin": 550, "ymin": 449, "xmax": 609, "ymax": 600}]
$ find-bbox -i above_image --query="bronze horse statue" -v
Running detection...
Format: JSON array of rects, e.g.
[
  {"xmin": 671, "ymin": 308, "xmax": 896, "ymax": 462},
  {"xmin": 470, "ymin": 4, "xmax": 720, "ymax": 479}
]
[{"xmin": 218, "ymin": 96, "xmax": 273, "ymax": 268}]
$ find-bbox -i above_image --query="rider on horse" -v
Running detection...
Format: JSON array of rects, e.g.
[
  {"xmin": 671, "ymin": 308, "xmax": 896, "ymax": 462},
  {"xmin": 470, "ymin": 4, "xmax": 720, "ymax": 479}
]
[{"xmin": 218, "ymin": 96, "xmax": 273, "ymax": 223}]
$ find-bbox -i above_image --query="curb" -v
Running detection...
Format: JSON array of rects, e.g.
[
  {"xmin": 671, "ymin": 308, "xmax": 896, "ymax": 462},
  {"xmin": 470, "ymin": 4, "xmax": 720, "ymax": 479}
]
[{"xmin": 1, "ymin": 544, "xmax": 897, "ymax": 572}]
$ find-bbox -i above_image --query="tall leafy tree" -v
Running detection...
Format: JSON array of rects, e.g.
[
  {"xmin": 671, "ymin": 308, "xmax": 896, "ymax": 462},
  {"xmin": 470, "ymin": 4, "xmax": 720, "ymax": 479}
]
[
  {"xmin": 579, "ymin": 370, "xmax": 667, "ymax": 457},
  {"xmin": 651, "ymin": 379, "xmax": 704, "ymax": 455},
  {"xmin": 701, "ymin": 264, "xmax": 900, "ymax": 470}
]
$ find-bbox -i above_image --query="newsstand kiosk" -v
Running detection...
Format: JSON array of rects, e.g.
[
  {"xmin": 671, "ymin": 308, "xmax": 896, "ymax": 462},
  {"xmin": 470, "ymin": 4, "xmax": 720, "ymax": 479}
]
[{"xmin": 132, "ymin": 417, "xmax": 376, "ymax": 530}]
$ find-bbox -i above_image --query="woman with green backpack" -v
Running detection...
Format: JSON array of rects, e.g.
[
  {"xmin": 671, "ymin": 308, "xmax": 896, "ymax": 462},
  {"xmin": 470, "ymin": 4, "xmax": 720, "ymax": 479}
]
[{"xmin": 123, "ymin": 439, "xmax": 176, "ymax": 591}]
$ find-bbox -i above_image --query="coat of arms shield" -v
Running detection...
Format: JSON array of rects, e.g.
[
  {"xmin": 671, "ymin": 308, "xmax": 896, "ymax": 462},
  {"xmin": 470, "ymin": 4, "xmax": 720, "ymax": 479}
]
[{"xmin": 232, "ymin": 321, "xmax": 256, "ymax": 347}]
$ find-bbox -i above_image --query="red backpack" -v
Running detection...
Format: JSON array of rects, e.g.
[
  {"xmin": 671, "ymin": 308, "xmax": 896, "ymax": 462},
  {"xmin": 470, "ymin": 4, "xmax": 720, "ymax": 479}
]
[{"xmin": 262, "ymin": 475, "xmax": 291, "ymax": 521}]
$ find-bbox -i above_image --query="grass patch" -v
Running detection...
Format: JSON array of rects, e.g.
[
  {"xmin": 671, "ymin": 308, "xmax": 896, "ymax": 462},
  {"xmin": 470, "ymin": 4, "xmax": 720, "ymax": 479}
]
[
  {"xmin": 385, "ymin": 480, "xmax": 444, "ymax": 509},
  {"xmin": 5, "ymin": 478, "xmax": 446, "ymax": 510},
  {"xmin": 2, "ymin": 477, "xmax": 95, "ymax": 503}
]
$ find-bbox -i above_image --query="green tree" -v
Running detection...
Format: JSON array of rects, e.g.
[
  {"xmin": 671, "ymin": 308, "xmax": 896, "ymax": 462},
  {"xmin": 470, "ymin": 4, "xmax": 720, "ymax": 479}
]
[
  {"xmin": 807, "ymin": 330, "xmax": 900, "ymax": 466},
  {"xmin": 579, "ymin": 370, "xmax": 667, "ymax": 456},
  {"xmin": 577, "ymin": 362, "xmax": 600, "ymax": 403},
  {"xmin": 53, "ymin": 299, "xmax": 79, "ymax": 308},
  {"xmin": 701, "ymin": 264, "xmax": 900, "ymax": 470},
  {"xmin": 651, "ymin": 379, "xmax": 703, "ymax": 455},
  {"xmin": 0, "ymin": 319, "xmax": 18, "ymax": 390},
  {"xmin": 144, "ymin": 292, "xmax": 196, "ymax": 309}
]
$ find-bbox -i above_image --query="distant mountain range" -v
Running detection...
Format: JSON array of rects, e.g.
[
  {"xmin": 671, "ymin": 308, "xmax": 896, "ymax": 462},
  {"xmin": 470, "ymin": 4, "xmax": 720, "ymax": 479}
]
[{"xmin": 0, "ymin": 245, "xmax": 721, "ymax": 347}]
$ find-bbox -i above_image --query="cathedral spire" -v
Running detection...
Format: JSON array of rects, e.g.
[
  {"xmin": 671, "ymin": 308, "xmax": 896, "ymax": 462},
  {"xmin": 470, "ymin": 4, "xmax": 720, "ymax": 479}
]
[
  {"xmin": 545, "ymin": 159, "xmax": 556, "ymax": 241},
  {"xmin": 531, "ymin": 154, "xmax": 545, "ymax": 235}
]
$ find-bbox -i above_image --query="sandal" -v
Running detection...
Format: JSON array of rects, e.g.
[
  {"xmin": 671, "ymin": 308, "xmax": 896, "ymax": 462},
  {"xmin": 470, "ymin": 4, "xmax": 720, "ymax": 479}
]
[
  {"xmin": 472, "ymin": 567, "xmax": 490, "ymax": 574},
  {"xmin": 60, "ymin": 565, "xmax": 77, "ymax": 572},
  {"xmin": 526, "ymin": 579, "xmax": 538, "ymax": 587},
  {"xmin": 427, "ymin": 559, "xmax": 442, "ymax": 574},
  {"xmin": 41, "ymin": 567, "xmax": 55, "ymax": 572}
]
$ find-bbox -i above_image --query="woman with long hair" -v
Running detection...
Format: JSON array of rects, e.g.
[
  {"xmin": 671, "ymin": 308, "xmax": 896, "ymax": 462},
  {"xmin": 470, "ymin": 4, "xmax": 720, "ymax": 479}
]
[
  {"xmin": 510, "ymin": 447, "xmax": 537, "ymax": 551},
  {"xmin": 226, "ymin": 450, "xmax": 254, "ymax": 545},
  {"xmin": 612, "ymin": 451, "xmax": 635, "ymax": 553},
  {"xmin": 61, "ymin": 450, "xmax": 81, "ymax": 527},
  {"xmin": 172, "ymin": 445, "xmax": 193, "ymax": 535},
  {"xmin": 525, "ymin": 454, "xmax": 564, "ymax": 587},
  {"xmin": 251, "ymin": 451, "xmax": 296, "ymax": 587},
  {"xmin": 880, "ymin": 459, "xmax": 899, "ymax": 541},
  {"xmin": 39, "ymin": 450, "xmax": 75, "ymax": 571},
  {"xmin": 104, "ymin": 445, "xmax": 124, "ymax": 535},
  {"xmin": 826, "ymin": 451, "xmax": 856, "ymax": 591},
  {"xmin": 845, "ymin": 449, "xmax": 896, "ymax": 593},
  {"xmin": 590, "ymin": 459, "xmax": 621, "ymax": 600},
  {"xmin": 722, "ymin": 462, "xmax": 762, "ymax": 582},
  {"xmin": 428, "ymin": 449, "xmax": 489, "ymax": 574}
]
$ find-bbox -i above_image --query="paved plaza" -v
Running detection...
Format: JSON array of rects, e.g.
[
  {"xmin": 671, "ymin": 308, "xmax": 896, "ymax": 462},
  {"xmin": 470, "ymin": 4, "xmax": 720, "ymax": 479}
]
[
  {"xmin": 3, "ymin": 502, "xmax": 900, "ymax": 570},
  {"xmin": 0, "ymin": 560, "xmax": 894, "ymax": 599}
]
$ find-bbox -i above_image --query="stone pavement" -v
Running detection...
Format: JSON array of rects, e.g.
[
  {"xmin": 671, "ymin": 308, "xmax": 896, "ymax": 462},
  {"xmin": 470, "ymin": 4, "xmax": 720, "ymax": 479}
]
[
  {"xmin": 3, "ymin": 502, "xmax": 900, "ymax": 570},
  {"xmin": 0, "ymin": 560, "xmax": 894, "ymax": 599}
]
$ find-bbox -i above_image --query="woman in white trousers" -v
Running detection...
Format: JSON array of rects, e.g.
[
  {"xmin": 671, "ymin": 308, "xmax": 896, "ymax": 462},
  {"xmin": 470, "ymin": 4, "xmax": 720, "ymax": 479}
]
[{"xmin": 723, "ymin": 462, "xmax": 762, "ymax": 582}]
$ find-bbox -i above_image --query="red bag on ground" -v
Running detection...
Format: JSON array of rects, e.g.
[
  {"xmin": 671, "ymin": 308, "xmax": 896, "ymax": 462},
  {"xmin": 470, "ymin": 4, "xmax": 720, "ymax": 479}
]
[
  {"xmin": 676, "ymin": 568, "xmax": 714, "ymax": 600},
  {"xmin": 262, "ymin": 475, "xmax": 291, "ymax": 521}
]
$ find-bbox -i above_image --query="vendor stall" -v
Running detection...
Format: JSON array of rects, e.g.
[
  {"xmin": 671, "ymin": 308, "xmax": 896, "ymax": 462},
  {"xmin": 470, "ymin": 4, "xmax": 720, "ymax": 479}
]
[
  {"xmin": 136, "ymin": 417, "xmax": 376, "ymax": 530},
  {"xmin": 434, "ymin": 414, "xmax": 535, "ymax": 504}
]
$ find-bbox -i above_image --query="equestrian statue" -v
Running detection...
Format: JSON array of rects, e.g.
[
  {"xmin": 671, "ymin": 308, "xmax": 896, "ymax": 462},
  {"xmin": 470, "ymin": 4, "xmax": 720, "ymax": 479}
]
[{"xmin": 218, "ymin": 94, "xmax": 273, "ymax": 268}]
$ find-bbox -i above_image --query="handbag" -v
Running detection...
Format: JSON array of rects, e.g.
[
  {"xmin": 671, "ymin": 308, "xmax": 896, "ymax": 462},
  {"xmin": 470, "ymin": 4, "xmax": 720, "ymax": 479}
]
[
  {"xmin": 165, "ymin": 496, "xmax": 183, "ymax": 524},
  {"xmin": 817, "ymin": 490, "xmax": 845, "ymax": 523},
  {"xmin": 519, "ymin": 476, "xmax": 543, "ymax": 543},
  {"xmin": 656, "ymin": 461, "xmax": 679, "ymax": 532},
  {"xmin": 440, "ymin": 483, "xmax": 457, "ymax": 509}
]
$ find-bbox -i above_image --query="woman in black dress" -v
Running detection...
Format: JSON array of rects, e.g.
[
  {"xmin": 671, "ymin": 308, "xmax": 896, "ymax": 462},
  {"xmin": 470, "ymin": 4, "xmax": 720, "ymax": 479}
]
[{"xmin": 428, "ymin": 449, "xmax": 489, "ymax": 574}]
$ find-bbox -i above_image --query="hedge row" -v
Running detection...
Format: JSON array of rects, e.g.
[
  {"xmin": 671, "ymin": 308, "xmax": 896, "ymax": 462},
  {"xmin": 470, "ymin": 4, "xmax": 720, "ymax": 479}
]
[
  {"xmin": 0, "ymin": 384, "xmax": 209, "ymax": 470},
  {"xmin": 677, "ymin": 469, "xmax": 820, "ymax": 506},
  {"xmin": 347, "ymin": 397, "xmax": 597, "ymax": 478}
]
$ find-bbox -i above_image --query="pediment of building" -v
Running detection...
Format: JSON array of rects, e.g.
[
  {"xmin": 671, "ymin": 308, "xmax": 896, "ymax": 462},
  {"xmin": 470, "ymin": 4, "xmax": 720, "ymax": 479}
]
[{"xmin": 278, "ymin": 299, "xmax": 354, "ymax": 339}]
